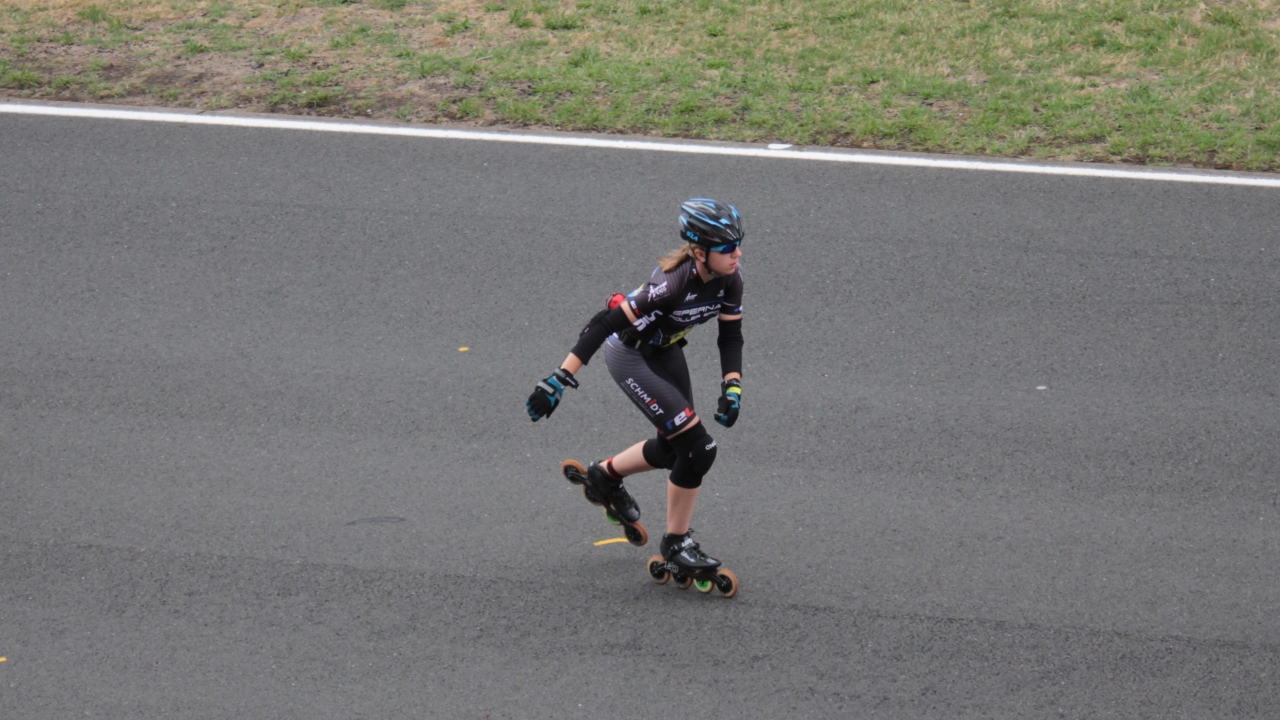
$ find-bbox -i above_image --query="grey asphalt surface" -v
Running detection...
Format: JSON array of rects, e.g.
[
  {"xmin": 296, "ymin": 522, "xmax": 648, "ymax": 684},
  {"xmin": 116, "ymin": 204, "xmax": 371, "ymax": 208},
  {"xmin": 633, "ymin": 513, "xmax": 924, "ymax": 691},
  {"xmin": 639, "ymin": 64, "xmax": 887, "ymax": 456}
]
[{"xmin": 2, "ymin": 107, "xmax": 1279, "ymax": 719}]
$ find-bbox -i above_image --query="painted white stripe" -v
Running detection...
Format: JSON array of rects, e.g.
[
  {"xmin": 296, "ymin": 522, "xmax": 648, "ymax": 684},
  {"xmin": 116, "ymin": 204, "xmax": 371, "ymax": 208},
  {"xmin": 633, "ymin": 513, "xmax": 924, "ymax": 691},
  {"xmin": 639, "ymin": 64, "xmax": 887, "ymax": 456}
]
[{"xmin": 4, "ymin": 101, "xmax": 1279, "ymax": 189}]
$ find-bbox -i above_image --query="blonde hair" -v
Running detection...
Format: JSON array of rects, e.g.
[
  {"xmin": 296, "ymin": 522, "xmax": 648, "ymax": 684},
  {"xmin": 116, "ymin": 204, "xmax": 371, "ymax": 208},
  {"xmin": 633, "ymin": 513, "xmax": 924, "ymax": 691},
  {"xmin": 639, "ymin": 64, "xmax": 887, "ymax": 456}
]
[{"xmin": 658, "ymin": 243, "xmax": 700, "ymax": 272}]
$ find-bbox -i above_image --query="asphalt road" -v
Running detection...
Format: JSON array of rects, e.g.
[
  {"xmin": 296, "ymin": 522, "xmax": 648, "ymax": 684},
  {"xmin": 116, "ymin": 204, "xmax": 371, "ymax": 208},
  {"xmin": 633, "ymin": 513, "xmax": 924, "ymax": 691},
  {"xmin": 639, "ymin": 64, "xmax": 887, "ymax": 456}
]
[{"xmin": 2, "ymin": 108, "xmax": 1278, "ymax": 719}]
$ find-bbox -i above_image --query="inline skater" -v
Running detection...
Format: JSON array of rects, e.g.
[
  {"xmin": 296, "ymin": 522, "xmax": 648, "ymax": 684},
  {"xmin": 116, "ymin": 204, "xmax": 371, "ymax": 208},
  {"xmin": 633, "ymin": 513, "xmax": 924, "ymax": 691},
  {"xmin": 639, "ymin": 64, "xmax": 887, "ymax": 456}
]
[{"xmin": 526, "ymin": 198, "xmax": 745, "ymax": 596}]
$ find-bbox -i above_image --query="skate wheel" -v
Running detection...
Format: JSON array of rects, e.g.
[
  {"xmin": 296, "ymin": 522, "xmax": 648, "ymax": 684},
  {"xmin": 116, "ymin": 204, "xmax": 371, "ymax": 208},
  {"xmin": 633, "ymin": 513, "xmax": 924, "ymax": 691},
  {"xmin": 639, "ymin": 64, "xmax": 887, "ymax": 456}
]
[
  {"xmin": 561, "ymin": 459, "xmax": 586, "ymax": 484},
  {"xmin": 714, "ymin": 568, "xmax": 739, "ymax": 598},
  {"xmin": 647, "ymin": 556, "xmax": 670, "ymax": 584},
  {"xmin": 583, "ymin": 485, "xmax": 603, "ymax": 506},
  {"xmin": 675, "ymin": 574, "xmax": 694, "ymax": 590},
  {"xmin": 694, "ymin": 578, "xmax": 714, "ymax": 594},
  {"xmin": 604, "ymin": 508, "xmax": 621, "ymax": 525},
  {"xmin": 624, "ymin": 522, "xmax": 648, "ymax": 547}
]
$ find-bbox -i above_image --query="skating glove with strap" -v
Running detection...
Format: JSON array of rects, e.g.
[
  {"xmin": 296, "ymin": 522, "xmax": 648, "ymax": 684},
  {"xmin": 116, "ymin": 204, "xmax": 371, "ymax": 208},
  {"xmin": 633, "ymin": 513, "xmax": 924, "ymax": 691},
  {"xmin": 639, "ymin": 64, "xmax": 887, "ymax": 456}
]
[
  {"xmin": 714, "ymin": 379, "xmax": 742, "ymax": 428},
  {"xmin": 526, "ymin": 368, "xmax": 578, "ymax": 421}
]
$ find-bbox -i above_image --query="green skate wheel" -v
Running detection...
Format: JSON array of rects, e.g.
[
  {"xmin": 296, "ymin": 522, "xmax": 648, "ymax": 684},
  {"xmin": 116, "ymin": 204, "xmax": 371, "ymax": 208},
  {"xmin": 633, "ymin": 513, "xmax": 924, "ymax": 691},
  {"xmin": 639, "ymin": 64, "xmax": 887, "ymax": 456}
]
[
  {"xmin": 604, "ymin": 508, "xmax": 621, "ymax": 525},
  {"xmin": 694, "ymin": 578, "xmax": 714, "ymax": 594}
]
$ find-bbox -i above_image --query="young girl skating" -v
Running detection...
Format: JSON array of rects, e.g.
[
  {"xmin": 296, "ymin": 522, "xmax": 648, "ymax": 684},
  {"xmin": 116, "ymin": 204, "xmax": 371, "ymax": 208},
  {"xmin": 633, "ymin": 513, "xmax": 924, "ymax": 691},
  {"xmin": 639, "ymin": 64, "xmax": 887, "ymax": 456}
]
[{"xmin": 526, "ymin": 198, "xmax": 745, "ymax": 597}]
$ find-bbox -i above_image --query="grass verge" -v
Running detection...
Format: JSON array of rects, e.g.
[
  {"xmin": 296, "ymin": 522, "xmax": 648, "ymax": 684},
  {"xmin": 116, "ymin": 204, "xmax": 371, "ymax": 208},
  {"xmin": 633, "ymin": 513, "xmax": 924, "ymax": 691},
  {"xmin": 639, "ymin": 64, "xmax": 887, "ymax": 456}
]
[{"xmin": 2, "ymin": 0, "xmax": 1279, "ymax": 170}]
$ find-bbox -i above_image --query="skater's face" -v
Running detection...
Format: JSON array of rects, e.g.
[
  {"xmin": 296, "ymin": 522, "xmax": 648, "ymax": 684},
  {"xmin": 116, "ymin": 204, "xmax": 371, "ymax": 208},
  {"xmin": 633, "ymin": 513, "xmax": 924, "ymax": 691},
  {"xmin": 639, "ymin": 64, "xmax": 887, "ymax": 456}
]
[{"xmin": 700, "ymin": 242, "xmax": 742, "ymax": 276}]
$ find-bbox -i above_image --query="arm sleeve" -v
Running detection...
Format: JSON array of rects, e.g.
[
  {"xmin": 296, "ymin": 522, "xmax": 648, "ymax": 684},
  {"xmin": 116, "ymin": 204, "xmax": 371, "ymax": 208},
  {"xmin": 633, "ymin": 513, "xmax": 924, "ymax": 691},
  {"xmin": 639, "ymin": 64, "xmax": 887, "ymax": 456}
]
[
  {"xmin": 570, "ymin": 305, "xmax": 631, "ymax": 365},
  {"xmin": 717, "ymin": 317, "xmax": 743, "ymax": 377}
]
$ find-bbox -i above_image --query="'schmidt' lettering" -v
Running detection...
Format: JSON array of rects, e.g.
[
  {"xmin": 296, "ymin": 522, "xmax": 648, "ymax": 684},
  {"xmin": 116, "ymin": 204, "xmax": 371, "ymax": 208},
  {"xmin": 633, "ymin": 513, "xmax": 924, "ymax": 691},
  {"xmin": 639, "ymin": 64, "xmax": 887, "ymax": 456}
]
[{"xmin": 625, "ymin": 378, "xmax": 664, "ymax": 416}]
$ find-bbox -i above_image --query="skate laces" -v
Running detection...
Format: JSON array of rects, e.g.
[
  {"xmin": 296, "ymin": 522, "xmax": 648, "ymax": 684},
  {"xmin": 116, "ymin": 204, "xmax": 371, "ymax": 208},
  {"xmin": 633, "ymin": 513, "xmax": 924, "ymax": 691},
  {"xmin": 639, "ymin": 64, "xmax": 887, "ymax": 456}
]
[
  {"xmin": 591, "ymin": 463, "xmax": 628, "ymax": 492},
  {"xmin": 604, "ymin": 478, "xmax": 635, "ymax": 506},
  {"xmin": 614, "ymin": 482, "xmax": 635, "ymax": 501},
  {"xmin": 666, "ymin": 529, "xmax": 706, "ymax": 558},
  {"xmin": 682, "ymin": 532, "xmax": 704, "ymax": 557}
]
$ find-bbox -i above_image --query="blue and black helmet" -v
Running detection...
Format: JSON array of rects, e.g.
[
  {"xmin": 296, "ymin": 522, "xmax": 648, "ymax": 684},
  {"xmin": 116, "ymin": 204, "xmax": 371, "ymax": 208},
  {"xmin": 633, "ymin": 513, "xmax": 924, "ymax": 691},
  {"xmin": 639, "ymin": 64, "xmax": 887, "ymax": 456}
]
[{"xmin": 679, "ymin": 198, "xmax": 743, "ymax": 248}]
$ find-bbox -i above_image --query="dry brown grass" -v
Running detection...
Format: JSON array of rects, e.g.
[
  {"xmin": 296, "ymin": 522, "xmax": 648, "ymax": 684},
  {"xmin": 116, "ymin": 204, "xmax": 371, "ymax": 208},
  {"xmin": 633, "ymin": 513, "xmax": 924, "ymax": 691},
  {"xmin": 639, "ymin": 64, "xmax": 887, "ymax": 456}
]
[{"xmin": 2, "ymin": 0, "xmax": 506, "ymax": 120}]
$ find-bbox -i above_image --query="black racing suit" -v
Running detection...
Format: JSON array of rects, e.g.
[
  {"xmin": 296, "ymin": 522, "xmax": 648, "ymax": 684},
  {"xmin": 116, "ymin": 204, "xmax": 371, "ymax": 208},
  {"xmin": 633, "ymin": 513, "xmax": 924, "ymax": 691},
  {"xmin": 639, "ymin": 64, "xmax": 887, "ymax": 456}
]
[{"xmin": 572, "ymin": 258, "xmax": 743, "ymax": 436}]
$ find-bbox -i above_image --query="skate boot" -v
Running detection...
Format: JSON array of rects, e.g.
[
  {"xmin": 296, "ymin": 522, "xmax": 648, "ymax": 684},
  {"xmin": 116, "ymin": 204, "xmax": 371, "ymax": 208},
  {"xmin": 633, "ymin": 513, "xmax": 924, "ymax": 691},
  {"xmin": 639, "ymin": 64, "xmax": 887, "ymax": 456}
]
[
  {"xmin": 584, "ymin": 462, "xmax": 641, "ymax": 525},
  {"xmin": 647, "ymin": 530, "xmax": 739, "ymax": 598},
  {"xmin": 560, "ymin": 459, "xmax": 648, "ymax": 546}
]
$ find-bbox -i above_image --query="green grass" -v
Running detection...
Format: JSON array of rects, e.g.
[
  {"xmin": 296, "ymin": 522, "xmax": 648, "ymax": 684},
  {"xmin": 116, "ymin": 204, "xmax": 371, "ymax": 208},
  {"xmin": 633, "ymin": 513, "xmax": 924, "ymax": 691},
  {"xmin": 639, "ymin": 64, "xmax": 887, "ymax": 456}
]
[
  {"xmin": 76, "ymin": 5, "xmax": 113, "ymax": 24},
  {"xmin": 541, "ymin": 11, "xmax": 581, "ymax": 30},
  {"xmin": 1, "ymin": 0, "xmax": 1278, "ymax": 169},
  {"xmin": 283, "ymin": 45, "xmax": 312, "ymax": 61},
  {"xmin": 509, "ymin": 9, "xmax": 535, "ymax": 28}
]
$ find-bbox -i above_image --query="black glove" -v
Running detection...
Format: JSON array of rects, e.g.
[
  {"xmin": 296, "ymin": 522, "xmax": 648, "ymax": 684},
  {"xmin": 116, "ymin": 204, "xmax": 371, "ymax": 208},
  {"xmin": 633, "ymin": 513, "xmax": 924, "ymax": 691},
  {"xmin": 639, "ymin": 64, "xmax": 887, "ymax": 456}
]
[
  {"xmin": 526, "ymin": 368, "xmax": 578, "ymax": 421},
  {"xmin": 713, "ymin": 379, "xmax": 742, "ymax": 428}
]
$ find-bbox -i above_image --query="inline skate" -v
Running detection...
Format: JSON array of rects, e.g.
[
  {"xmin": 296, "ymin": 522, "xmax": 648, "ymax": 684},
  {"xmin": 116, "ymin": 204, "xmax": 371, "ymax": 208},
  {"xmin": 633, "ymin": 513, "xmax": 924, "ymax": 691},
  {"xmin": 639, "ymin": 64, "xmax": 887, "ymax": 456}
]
[
  {"xmin": 647, "ymin": 530, "xmax": 738, "ymax": 598},
  {"xmin": 561, "ymin": 459, "xmax": 648, "ymax": 546}
]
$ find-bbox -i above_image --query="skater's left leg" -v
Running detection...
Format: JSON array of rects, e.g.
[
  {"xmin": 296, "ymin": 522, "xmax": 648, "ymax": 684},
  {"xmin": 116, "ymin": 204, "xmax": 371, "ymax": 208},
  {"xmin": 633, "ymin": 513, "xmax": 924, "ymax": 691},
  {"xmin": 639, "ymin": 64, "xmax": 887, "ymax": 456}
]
[
  {"xmin": 667, "ymin": 483, "xmax": 699, "ymax": 535},
  {"xmin": 663, "ymin": 421, "xmax": 716, "ymax": 535},
  {"xmin": 662, "ymin": 469, "xmax": 720, "ymax": 574}
]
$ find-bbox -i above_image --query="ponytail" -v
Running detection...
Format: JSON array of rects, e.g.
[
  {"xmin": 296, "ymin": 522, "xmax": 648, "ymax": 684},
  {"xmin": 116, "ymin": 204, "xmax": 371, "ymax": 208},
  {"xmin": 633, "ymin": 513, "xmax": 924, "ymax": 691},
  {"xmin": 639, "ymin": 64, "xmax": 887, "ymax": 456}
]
[{"xmin": 658, "ymin": 244, "xmax": 698, "ymax": 272}]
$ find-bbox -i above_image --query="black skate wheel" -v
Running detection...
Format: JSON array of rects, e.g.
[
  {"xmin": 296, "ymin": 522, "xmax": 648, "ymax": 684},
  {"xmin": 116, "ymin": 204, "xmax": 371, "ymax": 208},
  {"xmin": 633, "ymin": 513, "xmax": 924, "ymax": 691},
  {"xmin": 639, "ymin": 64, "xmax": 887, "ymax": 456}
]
[
  {"xmin": 583, "ymin": 485, "xmax": 603, "ymax": 506},
  {"xmin": 624, "ymin": 521, "xmax": 648, "ymax": 547},
  {"xmin": 647, "ymin": 555, "xmax": 670, "ymax": 584},
  {"xmin": 675, "ymin": 574, "xmax": 694, "ymax": 590},
  {"xmin": 561, "ymin": 459, "xmax": 586, "ymax": 484},
  {"xmin": 714, "ymin": 568, "xmax": 739, "ymax": 599},
  {"xmin": 694, "ymin": 578, "xmax": 714, "ymax": 594}
]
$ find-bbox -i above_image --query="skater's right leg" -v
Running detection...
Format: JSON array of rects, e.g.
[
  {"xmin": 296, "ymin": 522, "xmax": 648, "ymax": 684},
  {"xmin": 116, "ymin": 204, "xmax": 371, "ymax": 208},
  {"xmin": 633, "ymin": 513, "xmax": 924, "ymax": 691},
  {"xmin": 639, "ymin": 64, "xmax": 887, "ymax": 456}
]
[
  {"xmin": 582, "ymin": 441, "xmax": 655, "ymax": 525},
  {"xmin": 607, "ymin": 440, "xmax": 656, "ymax": 478},
  {"xmin": 584, "ymin": 460, "xmax": 642, "ymax": 524}
]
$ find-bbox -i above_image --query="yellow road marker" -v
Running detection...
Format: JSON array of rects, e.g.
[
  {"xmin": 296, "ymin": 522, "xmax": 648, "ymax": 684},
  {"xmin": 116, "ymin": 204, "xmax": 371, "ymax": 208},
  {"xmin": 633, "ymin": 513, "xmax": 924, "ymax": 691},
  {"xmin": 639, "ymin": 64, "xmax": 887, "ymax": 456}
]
[
  {"xmin": 593, "ymin": 538, "xmax": 629, "ymax": 546},
  {"xmin": 458, "ymin": 347, "xmax": 470, "ymax": 352},
  {"xmin": 0, "ymin": 658, "xmax": 6, "ymax": 662}
]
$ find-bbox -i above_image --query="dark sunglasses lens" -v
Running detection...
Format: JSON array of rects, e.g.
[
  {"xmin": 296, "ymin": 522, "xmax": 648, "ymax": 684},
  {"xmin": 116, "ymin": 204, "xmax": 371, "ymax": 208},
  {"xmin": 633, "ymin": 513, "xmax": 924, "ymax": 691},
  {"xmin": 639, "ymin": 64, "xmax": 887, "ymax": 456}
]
[{"xmin": 712, "ymin": 241, "xmax": 740, "ymax": 253}]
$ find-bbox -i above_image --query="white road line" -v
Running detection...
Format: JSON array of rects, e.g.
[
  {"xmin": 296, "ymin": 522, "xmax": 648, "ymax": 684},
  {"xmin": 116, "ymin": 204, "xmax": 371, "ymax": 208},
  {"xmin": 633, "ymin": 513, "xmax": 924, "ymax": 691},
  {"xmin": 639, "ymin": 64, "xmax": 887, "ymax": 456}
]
[{"xmin": 4, "ymin": 101, "xmax": 1279, "ymax": 189}]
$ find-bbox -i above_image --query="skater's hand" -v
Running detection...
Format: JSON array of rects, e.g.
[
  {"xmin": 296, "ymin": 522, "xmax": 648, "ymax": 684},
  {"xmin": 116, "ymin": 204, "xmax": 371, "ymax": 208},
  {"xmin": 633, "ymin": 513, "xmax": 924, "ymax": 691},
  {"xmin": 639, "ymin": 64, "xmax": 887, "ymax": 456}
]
[
  {"xmin": 526, "ymin": 367, "xmax": 578, "ymax": 421},
  {"xmin": 714, "ymin": 379, "xmax": 741, "ymax": 428}
]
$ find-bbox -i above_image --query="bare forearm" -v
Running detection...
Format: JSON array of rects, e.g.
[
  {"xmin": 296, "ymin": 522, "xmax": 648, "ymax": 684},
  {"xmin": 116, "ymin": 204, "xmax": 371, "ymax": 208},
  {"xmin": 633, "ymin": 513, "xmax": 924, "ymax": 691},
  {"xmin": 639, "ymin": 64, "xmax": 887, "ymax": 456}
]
[{"xmin": 560, "ymin": 353, "xmax": 585, "ymax": 376}]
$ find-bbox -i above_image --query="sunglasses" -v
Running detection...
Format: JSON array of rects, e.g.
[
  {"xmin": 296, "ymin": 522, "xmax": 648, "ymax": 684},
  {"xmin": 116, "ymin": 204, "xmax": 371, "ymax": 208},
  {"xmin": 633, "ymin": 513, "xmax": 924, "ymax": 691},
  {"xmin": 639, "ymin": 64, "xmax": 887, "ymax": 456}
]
[{"xmin": 707, "ymin": 240, "xmax": 741, "ymax": 254}]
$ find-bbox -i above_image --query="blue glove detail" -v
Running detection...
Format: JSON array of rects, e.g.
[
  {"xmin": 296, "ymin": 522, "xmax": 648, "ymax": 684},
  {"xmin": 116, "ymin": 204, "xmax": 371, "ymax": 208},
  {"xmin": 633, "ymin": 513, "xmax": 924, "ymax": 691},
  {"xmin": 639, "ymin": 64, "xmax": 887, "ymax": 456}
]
[
  {"xmin": 713, "ymin": 379, "xmax": 741, "ymax": 428},
  {"xmin": 526, "ymin": 368, "xmax": 579, "ymax": 421}
]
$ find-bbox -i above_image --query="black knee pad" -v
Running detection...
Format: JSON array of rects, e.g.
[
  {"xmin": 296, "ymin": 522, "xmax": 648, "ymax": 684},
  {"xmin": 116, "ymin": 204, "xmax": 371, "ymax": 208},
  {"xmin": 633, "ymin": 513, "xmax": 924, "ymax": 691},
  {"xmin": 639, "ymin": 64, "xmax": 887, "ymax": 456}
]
[
  {"xmin": 668, "ymin": 424, "xmax": 717, "ymax": 490},
  {"xmin": 642, "ymin": 435, "xmax": 677, "ymax": 470}
]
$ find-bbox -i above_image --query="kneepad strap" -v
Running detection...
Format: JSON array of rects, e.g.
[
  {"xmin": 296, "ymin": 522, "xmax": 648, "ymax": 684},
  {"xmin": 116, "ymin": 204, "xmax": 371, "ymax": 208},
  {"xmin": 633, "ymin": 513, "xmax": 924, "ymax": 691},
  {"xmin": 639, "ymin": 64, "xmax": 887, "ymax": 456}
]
[
  {"xmin": 642, "ymin": 435, "xmax": 677, "ymax": 471},
  {"xmin": 668, "ymin": 424, "xmax": 717, "ymax": 490}
]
